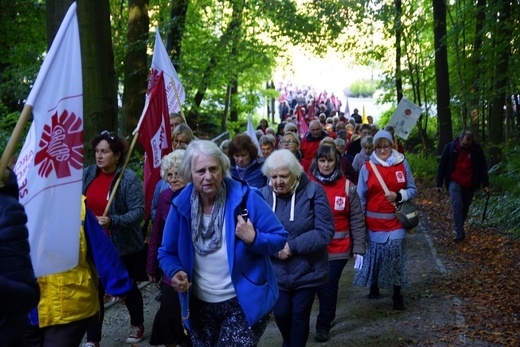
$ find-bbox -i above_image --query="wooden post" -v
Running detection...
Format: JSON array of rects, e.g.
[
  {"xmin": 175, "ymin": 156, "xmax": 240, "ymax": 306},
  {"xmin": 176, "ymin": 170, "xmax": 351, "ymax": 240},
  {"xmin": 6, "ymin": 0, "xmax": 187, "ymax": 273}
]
[{"xmin": 0, "ymin": 105, "xmax": 33, "ymax": 187}]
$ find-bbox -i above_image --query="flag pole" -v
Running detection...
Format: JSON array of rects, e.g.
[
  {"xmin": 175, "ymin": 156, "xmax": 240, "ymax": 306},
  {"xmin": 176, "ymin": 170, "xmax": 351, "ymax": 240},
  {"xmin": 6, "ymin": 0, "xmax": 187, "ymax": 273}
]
[
  {"xmin": 171, "ymin": 77, "xmax": 185, "ymax": 120},
  {"xmin": 103, "ymin": 131, "xmax": 140, "ymax": 216},
  {"xmin": 0, "ymin": 105, "xmax": 33, "ymax": 187}
]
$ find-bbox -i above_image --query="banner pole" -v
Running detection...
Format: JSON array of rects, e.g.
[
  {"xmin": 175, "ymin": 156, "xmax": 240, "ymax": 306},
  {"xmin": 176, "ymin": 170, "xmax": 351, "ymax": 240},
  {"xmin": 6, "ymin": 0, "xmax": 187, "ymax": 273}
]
[
  {"xmin": 170, "ymin": 77, "xmax": 185, "ymax": 120},
  {"xmin": 103, "ymin": 131, "xmax": 140, "ymax": 216},
  {"xmin": 0, "ymin": 105, "xmax": 33, "ymax": 187}
]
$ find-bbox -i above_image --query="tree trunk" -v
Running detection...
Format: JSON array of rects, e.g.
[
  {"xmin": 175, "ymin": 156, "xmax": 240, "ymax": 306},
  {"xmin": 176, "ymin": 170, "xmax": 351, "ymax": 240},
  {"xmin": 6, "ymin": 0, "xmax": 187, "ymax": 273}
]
[
  {"xmin": 166, "ymin": 0, "xmax": 189, "ymax": 70},
  {"xmin": 433, "ymin": 0, "xmax": 452, "ymax": 154},
  {"xmin": 76, "ymin": 0, "xmax": 119, "ymax": 165},
  {"xmin": 488, "ymin": 0, "xmax": 512, "ymax": 167},
  {"xmin": 394, "ymin": 0, "xmax": 403, "ymax": 103},
  {"xmin": 469, "ymin": 0, "xmax": 486, "ymax": 141},
  {"xmin": 121, "ymin": 0, "xmax": 149, "ymax": 136}
]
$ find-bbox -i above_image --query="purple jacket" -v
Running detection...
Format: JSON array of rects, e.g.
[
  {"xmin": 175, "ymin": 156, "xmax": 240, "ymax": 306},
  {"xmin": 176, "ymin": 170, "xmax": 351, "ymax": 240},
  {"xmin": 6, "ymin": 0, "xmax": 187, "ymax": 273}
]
[{"xmin": 146, "ymin": 187, "xmax": 182, "ymax": 285}]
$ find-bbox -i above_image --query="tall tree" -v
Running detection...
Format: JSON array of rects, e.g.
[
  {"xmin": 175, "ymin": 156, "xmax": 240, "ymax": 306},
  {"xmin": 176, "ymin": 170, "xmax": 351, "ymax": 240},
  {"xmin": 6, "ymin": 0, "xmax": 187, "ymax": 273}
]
[
  {"xmin": 394, "ymin": 0, "xmax": 403, "ymax": 103},
  {"xmin": 76, "ymin": 0, "xmax": 119, "ymax": 164},
  {"xmin": 165, "ymin": 0, "xmax": 189, "ymax": 70},
  {"xmin": 488, "ymin": 0, "xmax": 512, "ymax": 166},
  {"xmin": 433, "ymin": 0, "xmax": 452, "ymax": 153},
  {"xmin": 121, "ymin": 0, "xmax": 149, "ymax": 136}
]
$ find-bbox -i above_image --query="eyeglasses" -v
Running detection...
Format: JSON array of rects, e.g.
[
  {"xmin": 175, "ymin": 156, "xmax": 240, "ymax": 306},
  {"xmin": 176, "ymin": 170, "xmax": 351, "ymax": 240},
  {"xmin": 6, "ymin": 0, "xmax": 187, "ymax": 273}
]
[
  {"xmin": 375, "ymin": 145, "xmax": 391, "ymax": 152},
  {"xmin": 100, "ymin": 130, "xmax": 116, "ymax": 140},
  {"xmin": 173, "ymin": 139, "xmax": 189, "ymax": 146},
  {"xmin": 280, "ymin": 139, "xmax": 297, "ymax": 145}
]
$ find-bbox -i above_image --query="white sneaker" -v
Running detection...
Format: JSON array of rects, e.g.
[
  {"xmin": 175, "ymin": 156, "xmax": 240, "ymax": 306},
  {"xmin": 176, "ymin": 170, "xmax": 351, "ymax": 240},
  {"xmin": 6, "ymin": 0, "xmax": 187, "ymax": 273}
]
[{"xmin": 82, "ymin": 342, "xmax": 99, "ymax": 347}]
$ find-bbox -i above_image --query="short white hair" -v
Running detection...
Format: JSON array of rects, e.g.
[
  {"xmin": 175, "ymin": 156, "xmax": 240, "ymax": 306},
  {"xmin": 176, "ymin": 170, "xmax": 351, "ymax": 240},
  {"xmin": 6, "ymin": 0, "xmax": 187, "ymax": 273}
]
[
  {"xmin": 262, "ymin": 149, "xmax": 303, "ymax": 178},
  {"xmin": 160, "ymin": 149, "xmax": 185, "ymax": 180}
]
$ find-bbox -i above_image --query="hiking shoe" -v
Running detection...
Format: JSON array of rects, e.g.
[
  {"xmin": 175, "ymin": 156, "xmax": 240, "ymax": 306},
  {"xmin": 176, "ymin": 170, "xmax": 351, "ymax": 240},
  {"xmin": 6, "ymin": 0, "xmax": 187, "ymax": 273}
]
[
  {"xmin": 82, "ymin": 342, "xmax": 99, "ymax": 347},
  {"xmin": 453, "ymin": 235, "xmax": 465, "ymax": 242},
  {"xmin": 393, "ymin": 294, "xmax": 405, "ymax": 310},
  {"xmin": 315, "ymin": 330, "xmax": 330, "ymax": 342},
  {"xmin": 367, "ymin": 284, "xmax": 380, "ymax": 299},
  {"xmin": 126, "ymin": 324, "xmax": 144, "ymax": 343}
]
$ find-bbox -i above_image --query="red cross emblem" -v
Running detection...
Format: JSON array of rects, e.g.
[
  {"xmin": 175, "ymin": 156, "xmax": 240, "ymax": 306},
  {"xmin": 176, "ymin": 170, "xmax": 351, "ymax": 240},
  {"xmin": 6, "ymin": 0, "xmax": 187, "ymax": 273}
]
[{"xmin": 34, "ymin": 110, "xmax": 83, "ymax": 178}]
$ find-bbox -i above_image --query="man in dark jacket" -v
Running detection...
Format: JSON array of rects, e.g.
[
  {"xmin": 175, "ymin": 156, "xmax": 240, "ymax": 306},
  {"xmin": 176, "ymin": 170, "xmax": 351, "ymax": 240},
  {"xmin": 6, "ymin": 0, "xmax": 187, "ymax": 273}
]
[
  {"xmin": 436, "ymin": 130, "xmax": 490, "ymax": 242},
  {"xmin": 0, "ymin": 168, "xmax": 40, "ymax": 346}
]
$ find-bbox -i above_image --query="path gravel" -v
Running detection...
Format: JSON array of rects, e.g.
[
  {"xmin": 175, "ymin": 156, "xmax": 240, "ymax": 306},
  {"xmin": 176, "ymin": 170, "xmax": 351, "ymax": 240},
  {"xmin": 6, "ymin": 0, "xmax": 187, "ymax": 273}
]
[{"xmin": 86, "ymin": 215, "xmax": 484, "ymax": 347}]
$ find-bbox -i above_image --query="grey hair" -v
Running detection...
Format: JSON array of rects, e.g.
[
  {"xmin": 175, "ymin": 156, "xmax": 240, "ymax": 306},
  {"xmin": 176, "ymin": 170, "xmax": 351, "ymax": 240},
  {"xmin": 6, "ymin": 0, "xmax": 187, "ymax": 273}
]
[
  {"xmin": 262, "ymin": 149, "xmax": 303, "ymax": 178},
  {"xmin": 178, "ymin": 140, "xmax": 230, "ymax": 183},
  {"xmin": 334, "ymin": 138, "xmax": 346, "ymax": 148},
  {"xmin": 284, "ymin": 122, "xmax": 298, "ymax": 133},
  {"xmin": 160, "ymin": 149, "xmax": 186, "ymax": 180},
  {"xmin": 361, "ymin": 135, "xmax": 374, "ymax": 148},
  {"xmin": 259, "ymin": 134, "xmax": 276, "ymax": 146},
  {"xmin": 265, "ymin": 127, "xmax": 276, "ymax": 136}
]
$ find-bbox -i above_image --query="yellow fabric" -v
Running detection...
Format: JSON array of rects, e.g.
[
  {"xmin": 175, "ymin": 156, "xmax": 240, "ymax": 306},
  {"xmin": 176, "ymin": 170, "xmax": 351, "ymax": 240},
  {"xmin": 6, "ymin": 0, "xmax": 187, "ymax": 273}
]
[{"xmin": 36, "ymin": 197, "xmax": 99, "ymax": 327}]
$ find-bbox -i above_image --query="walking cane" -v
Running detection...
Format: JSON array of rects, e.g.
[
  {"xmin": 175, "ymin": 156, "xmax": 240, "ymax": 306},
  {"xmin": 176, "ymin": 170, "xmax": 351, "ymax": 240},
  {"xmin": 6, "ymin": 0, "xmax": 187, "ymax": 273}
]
[{"xmin": 481, "ymin": 193, "xmax": 490, "ymax": 223}]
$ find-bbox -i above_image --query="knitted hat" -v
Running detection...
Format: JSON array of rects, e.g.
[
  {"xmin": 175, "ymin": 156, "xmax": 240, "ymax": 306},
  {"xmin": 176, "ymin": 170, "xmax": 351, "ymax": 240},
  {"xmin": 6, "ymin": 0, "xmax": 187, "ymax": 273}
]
[{"xmin": 373, "ymin": 130, "xmax": 394, "ymax": 146}]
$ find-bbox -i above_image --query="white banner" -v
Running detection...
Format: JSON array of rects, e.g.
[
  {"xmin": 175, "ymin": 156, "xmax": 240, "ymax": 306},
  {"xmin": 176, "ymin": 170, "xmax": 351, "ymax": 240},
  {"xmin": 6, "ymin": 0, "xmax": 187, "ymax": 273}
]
[
  {"xmin": 387, "ymin": 97, "xmax": 423, "ymax": 140},
  {"xmin": 15, "ymin": 2, "xmax": 82, "ymax": 277},
  {"xmin": 246, "ymin": 115, "xmax": 263, "ymax": 158},
  {"xmin": 151, "ymin": 29, "xmax": 185, "ymax": 114}
]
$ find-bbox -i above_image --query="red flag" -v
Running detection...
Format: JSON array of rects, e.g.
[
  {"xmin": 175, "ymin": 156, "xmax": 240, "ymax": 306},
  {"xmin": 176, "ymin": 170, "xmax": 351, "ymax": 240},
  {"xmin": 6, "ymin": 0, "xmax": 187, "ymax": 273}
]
[
  {"xmin": 138, "ymin": 72, "xmax": 172, "ymax": 218},
  {"xmin": 296, "ymin": 106, "xmax": 309, "ymax": 138},
  {"xmin": 308, "ymin": 100, "xmax": 316, "ymax": 120}
]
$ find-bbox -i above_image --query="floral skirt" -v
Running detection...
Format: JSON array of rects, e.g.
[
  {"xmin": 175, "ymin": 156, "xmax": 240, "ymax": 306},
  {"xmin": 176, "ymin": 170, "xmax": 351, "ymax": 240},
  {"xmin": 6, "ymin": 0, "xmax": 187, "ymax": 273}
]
[{"xmin": 353, "ymin": 238, "xmax": 409, "ymax": 289}]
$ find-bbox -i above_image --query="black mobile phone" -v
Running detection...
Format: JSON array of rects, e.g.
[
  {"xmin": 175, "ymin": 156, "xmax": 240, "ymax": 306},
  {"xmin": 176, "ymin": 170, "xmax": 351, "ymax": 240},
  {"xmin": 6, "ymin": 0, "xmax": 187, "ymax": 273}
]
[{"xmin": 240, "ymin": 209, "xmax": 249, "ymax": 222}]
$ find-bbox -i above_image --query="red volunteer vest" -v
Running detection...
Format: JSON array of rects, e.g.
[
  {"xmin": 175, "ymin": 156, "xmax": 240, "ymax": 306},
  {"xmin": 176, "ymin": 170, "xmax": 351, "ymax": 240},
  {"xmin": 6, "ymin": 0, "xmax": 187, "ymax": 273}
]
[
  {"xmin": 311, "ymin": 177, "xmax": 351, "ymax": 255},
  {"xmin": 365, "ymin": 162, "xmax": 407, "ymax": 231}
]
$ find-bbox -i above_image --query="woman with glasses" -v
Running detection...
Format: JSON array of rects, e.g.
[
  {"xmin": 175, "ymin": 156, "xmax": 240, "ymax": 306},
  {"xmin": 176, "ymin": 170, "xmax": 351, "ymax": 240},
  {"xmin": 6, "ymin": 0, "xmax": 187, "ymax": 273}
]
[
  {"xmin": 278, "ymin": 131, "xmax": 311, "ymax": 174},
  {"xmin": 172, "ymin": 124, "xmax": 195, "ymax": 150},
  {"xmin": 146, "ymin": 150, "xmax": 191, "ymax": 347},
  {"xmin": 82, "ymin": 131, "xmax": 145, "ymax": 346},
  {"xmin": 353, "ymin": 130, "xmax": 417, "ymax": 310}
]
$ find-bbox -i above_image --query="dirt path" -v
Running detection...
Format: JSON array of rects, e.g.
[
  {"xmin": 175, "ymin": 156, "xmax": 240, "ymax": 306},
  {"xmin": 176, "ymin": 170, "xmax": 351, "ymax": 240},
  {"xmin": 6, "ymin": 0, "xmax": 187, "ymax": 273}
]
[{"xmin": 90, "ymin": 211, "xmax": 496, "ymax": 346}]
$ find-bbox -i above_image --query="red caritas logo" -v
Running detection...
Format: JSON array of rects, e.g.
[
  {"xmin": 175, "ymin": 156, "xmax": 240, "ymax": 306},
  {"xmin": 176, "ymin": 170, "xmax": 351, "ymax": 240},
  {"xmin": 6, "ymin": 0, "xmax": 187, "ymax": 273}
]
[
  {"xmin": 34, "ymin": 110, "xmax": 83, "ymax": 178},
  {"xmin": 405, "ymin": 109, "xmax": 412, "ymax": 116}
]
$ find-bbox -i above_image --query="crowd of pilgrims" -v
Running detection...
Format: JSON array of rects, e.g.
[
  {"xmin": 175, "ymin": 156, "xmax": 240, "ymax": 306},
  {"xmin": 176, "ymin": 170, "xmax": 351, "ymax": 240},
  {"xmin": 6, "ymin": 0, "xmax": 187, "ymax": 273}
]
[{"xmin": 3, "ymin": 91, "xmax": 417, "ymax": 347}]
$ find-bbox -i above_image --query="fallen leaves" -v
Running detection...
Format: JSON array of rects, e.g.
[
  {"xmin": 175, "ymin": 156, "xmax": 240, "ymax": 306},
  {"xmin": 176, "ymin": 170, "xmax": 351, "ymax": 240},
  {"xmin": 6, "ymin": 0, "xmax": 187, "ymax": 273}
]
[{"xmin": 417, "ymin": 183, "xmax": 520, "ymax": 346}]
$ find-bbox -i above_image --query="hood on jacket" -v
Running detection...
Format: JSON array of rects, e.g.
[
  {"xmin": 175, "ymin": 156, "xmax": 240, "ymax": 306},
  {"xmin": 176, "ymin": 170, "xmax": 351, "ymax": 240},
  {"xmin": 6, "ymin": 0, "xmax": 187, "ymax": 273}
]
[
  {"xmin": 0, "ymin": 168, "xmax": 19, "ymax": 199},
  {"xmin": 370, "ymin": 149, "xmax": 405, "ymax": 167}
]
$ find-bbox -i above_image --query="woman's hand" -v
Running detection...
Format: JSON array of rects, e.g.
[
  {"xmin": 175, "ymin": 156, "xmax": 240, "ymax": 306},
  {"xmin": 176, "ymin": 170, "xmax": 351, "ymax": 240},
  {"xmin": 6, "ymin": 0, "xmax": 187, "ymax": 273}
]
[
  {"xmin": 96, "ymin": 216, "xmax": 111, "ymax": 228},
  {"xmin": 278, "ymin": 242, "xmax": 292, "ymax": 260},
  {"xmin": 171, "ymin": 271, "xmax": 190, "ymax": 293},
  {"xmin": 235, "ymin": 215, "xmax": 256, "ymax": 246},
  {"xmin": 385, "ymin": 191, "xmax": 398, "ymax": 202}
]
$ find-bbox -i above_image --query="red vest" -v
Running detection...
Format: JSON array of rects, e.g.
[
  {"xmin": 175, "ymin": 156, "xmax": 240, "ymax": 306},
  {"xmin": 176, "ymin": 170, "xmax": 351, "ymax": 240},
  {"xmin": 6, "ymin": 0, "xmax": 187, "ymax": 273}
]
[
  {"xmin": 365, "ymin": 162, "xmax": 407, "ymax": 231},
  {"xmin": 311, "ymin": 177, "xmax": 351, "ymax": 255}
]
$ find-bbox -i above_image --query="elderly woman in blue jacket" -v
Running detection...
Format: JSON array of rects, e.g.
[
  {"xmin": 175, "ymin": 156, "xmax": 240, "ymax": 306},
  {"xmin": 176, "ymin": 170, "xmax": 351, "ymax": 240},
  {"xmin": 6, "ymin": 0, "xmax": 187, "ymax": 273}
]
[
  {"xmin": 261, "ymin": 149, "xmax": 335, "ymax": 347},
  {"xmin": 158, "ymin": 140, "xmax": 287, "ymax": 347}
]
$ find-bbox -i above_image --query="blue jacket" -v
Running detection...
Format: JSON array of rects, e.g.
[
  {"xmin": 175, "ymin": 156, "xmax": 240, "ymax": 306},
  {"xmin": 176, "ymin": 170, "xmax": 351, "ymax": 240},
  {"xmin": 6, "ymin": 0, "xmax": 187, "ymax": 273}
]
[
  {"xmin": 262, "ymin": 174, "xmax": 335, "ymax": 290},
  {"xmin": 158, "ymin": 177, "xmax": 287, "ymax": 329},
  {"xmin": 229, "ymin": 158, "xmax": 267, "ymax": 189}
]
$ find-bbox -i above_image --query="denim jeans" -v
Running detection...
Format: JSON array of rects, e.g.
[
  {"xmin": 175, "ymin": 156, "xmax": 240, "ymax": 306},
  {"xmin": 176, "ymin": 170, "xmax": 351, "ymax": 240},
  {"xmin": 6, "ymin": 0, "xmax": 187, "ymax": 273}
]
[
  {"xmin": 316, "ymin": 258, "xmax": 349, "ymax": 332},
  {"xmin": 449, "ymin": 181, "xmax": 474, "ymax": 237},
  {"xmin": 273, "ymin": 287, "xmax": 317, "ymax": 347}
]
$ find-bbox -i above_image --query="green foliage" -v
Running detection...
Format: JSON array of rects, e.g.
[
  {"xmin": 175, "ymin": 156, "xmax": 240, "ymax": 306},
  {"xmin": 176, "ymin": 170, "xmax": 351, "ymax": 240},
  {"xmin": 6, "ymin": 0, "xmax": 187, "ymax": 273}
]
[
  {"xmin": 347, "ymin": 79, "xmax": 377, "ymax": 98},
  {"xmin": 404, "ymin": 152, "xmax": 438, "ymax": 184}
]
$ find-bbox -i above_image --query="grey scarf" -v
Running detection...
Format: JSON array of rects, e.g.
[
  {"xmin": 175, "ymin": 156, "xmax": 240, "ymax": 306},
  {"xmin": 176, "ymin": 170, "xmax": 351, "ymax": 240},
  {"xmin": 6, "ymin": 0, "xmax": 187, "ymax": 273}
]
[{"xmin": 190, "ymin": 182, "xmax": 226, "ymax": 255}]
